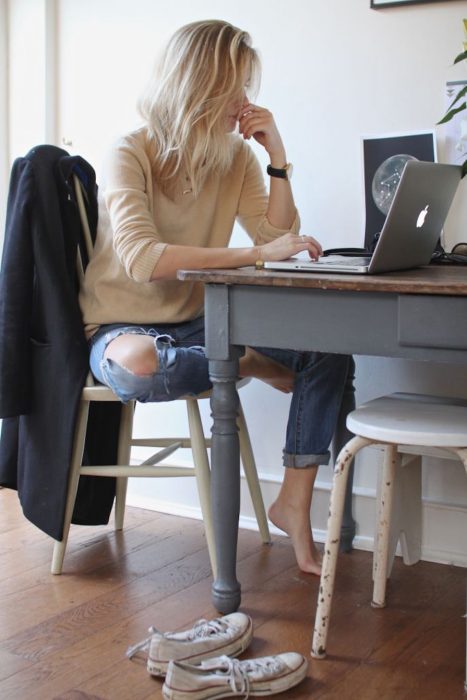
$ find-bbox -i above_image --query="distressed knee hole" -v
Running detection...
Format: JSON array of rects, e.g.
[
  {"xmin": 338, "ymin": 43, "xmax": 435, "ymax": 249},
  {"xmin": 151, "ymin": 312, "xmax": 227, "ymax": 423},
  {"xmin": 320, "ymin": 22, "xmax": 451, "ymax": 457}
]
[{"xmin": 104, "ymin": 333, "xmax": 159, "ymax": 375}]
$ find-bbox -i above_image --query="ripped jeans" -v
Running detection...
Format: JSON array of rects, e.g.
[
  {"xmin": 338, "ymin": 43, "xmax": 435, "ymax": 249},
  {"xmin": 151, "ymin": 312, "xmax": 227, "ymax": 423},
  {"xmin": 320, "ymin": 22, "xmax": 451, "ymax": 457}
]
[{"xmin": 89, "ymin": 316, "xmax": 354, "ymax": 468}]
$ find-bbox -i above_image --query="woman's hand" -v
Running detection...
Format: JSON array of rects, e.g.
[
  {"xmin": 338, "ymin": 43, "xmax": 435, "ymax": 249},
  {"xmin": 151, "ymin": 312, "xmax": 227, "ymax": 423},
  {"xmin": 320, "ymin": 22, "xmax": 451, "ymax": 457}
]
[
  {"xmin": 258, "ymin": 233, "xmax": 323, "ymax": 262},
  {"xmin": 238, "ymin": 102, "xmax": 285, "ymax": 161}
]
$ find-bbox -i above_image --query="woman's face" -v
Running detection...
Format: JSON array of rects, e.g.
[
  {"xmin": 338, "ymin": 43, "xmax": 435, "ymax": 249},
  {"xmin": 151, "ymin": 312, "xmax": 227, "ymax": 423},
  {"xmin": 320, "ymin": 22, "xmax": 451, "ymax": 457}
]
[
  {"xmin": 224, "ymin": 89, "xmax": 248, "ymax": 132},
  {"xmin": 224, "ymin": 65, "xmax": 252, "ymax": 132}
]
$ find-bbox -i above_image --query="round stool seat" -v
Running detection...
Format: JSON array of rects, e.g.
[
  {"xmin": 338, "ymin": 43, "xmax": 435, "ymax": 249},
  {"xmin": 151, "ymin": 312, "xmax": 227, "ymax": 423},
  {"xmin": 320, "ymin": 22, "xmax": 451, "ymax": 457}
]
[{"xmin": 347, "ymin": 392, "xmax": 467, "ymax": 446}]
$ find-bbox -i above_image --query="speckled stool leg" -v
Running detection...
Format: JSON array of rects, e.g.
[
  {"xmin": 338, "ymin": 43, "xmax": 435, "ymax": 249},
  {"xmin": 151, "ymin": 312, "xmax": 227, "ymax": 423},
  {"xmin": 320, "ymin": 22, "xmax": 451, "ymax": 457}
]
[{"xmin": 311, "ymin": 435, "xmax": 372, "ymax": 658}]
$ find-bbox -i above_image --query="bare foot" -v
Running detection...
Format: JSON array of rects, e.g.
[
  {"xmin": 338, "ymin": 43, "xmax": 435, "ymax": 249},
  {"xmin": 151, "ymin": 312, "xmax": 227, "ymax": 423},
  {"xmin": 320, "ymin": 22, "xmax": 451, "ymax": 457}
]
[
  {"xmin": 260, "ymin": 375, "xmax": 294, "ymax": 393},
  {"xmin": 239, "ymin": 348, "xmax": 295, "ymax": 393},
  {"xmin": 268, "ymin": 499, "xmax": 322, "ymax": 575}
]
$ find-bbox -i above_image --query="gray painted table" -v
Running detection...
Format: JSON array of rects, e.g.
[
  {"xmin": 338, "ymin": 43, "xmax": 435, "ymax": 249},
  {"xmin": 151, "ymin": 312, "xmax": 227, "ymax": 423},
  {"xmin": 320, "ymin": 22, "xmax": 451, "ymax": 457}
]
[{"xmin": 178, "ymin": 265, "xmax": 467, "ymax": 613}]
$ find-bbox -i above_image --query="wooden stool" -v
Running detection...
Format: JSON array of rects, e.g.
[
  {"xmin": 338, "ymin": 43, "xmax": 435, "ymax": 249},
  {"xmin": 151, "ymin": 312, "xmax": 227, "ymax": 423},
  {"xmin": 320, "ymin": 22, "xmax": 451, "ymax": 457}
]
[{"xmin": 311, "ymin": 392, "xmax": 467, "ymax": 690}]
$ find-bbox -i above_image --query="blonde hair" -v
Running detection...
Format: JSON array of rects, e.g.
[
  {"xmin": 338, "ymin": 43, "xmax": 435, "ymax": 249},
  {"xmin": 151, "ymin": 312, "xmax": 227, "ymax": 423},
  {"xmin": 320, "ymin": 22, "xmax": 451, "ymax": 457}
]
[{"xmin": 138, "ymin": 20, "xmax": 260, "ymax": 196}]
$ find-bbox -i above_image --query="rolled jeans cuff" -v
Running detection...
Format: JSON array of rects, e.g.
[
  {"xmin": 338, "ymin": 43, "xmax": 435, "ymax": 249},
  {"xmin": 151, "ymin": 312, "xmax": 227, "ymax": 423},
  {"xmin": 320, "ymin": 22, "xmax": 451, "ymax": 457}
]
[{"xmin": 282, "ymin": 450, "xmax": 330, "ymax": 469}]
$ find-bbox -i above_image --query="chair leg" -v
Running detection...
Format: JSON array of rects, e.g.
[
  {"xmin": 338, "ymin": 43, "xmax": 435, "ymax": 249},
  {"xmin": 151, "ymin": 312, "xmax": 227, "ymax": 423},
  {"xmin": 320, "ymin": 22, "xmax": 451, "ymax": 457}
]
[
  {"xmin": 311, "ymin": 435, "xmax": 373, "ymax": 659},
  {"xmin": 51, "ymin": 401, "xmax": 90, "ymax": 574},
  {"xmin": 372, "ymin": 444, "xmax": 399, "ymax": 608},
  {"xmin": 114, "ymin": 478, "xmax": 128, "ymax": 531},
  {"xmin": 237, "ymin": 402, "xmax": 270, "ymax": 544},
  {"xmin": 114, "ymin": 400, "xmax": 135, "ymax": 531},
  {"xmin": 186, "ymin": 398, "xmax": 217, "ymax": 578}
]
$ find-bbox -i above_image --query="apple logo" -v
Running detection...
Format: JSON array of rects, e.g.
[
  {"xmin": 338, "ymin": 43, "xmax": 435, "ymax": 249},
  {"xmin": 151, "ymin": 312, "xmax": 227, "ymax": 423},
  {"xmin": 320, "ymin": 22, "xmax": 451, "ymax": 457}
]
[{"xmin": 416, "ymin": 205, "xmax": 429, "ymax": 228}]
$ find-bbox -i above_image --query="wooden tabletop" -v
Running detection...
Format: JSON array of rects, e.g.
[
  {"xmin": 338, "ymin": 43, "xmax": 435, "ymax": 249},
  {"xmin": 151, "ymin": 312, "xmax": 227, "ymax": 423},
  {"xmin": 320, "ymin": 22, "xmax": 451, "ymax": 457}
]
[{"xmin": 178, "ymin": 265, "xmax": 467, "ymax": 296}]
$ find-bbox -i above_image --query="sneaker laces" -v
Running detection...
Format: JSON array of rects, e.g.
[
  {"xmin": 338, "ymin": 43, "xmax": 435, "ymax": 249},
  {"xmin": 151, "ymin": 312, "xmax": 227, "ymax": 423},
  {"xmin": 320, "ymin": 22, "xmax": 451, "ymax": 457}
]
[
  {"xmin": 126, "ymin": 626, "xmax": 160, "ymax": 659},
  {"xmin": 126, "ymin": 617, "xmax": 231, "ymax": 659},
  {"xmin": 209, "ymin": 655, "xmax": 285, "ymax": 699},
  {"xmin": 189, "ymin": 617, "xmax": 231, "ymax": 640}
]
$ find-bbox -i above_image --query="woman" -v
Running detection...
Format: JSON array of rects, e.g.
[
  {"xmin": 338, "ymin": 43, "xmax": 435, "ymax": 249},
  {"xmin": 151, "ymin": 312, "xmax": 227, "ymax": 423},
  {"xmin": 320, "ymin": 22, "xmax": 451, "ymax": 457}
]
[{"xmin": 80, "ymin": 19, "xmax": 352, "ymax": 575}]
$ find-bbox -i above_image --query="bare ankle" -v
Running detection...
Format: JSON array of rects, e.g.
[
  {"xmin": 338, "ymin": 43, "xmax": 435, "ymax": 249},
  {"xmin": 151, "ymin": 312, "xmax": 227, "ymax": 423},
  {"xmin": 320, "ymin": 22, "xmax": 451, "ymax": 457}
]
[{"xmin": 268, "ymin": 500, "xmax": 322, "ymax": 576}]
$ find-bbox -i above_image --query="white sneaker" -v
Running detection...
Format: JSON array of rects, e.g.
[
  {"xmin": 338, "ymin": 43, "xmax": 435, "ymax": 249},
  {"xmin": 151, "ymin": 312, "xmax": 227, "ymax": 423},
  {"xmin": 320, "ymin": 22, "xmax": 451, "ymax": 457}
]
[
  {"xmin": 126, "ymin": 612, "xmax": 253, "ymax": 677},
  {"xmin": 162, "ymin": 652, "xmax": 308, "ymax": 699}
]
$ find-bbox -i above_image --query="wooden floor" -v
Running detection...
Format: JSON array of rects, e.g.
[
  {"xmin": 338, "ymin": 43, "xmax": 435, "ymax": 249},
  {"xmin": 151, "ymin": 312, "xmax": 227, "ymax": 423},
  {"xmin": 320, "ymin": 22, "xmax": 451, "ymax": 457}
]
[{"xmin": 0, "ymin": 488, "xmax": 465, "ymax": 700}]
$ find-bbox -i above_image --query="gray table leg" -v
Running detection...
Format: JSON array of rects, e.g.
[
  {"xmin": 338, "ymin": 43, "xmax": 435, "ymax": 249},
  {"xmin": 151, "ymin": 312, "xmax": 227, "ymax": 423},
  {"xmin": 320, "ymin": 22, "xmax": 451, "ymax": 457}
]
[
  {"xmin": 209, "ymin": 353, "xmax": 243, "ymax": 614},
  {"xmin": 331, "ymin": 358, "xmax": 356, "ymax": 552},
  {"xmin": 208, "ymin": 342, "xmax": 356, "ymax": 612}
]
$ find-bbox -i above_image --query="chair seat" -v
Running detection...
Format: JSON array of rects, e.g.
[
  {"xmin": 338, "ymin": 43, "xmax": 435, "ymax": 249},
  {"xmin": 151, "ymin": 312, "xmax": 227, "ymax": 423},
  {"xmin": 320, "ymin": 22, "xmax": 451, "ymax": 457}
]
[
  {"xmin": 83, "ymin": 376, "xmax": 251, "ymax": 402},
  {"xmin": 347, "ymin": 392, "xmax": 467, "ymax": 446},
  {"xmin": 82, "ymin": 384, "xmax": 122, "ymax": 401}
]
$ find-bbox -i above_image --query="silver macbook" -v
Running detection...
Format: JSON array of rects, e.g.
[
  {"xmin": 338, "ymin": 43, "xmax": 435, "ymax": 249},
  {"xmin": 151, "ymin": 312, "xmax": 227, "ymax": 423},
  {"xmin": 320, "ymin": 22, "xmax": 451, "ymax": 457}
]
[{"xmin": 264, "ymin": 161, "xmax": 461, "ymax": 275}]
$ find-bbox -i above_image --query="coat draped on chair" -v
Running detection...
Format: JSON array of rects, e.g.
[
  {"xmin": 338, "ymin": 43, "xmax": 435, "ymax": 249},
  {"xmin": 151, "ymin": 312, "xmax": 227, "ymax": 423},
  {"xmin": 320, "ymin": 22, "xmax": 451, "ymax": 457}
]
[{"xmin": 0, "ymin": 145, "xmax": 121, "ymax": 540}]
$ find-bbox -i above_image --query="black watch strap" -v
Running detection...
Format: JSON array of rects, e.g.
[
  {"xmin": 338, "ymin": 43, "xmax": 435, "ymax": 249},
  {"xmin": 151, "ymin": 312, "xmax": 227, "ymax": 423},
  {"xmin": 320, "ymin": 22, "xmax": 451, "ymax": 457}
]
[
  {"xmin": 267, "ymin": 164, "xmax": 287, "ymax": 179},
  {"xmin": 267, "ymin": 163, "xmax": 292, "ymax": 180}
]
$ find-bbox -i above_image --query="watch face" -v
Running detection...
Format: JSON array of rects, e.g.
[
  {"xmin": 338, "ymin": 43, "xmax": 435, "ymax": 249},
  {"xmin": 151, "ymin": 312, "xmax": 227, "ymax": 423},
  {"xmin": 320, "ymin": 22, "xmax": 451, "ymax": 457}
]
[{"xmin": 286, "ymin": 163, "xmax": 293, "ymax": 180}]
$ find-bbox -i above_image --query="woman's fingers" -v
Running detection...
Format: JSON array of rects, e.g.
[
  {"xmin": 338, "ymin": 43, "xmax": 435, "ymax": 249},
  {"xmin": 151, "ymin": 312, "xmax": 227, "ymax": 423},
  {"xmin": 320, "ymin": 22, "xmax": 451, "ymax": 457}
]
[
  {"xmin": 238, "ymin": 102, "xmax": 261, "ymax": 121},
  {"xmin": 239, "ymin": 115, "xmax": 269, "ymax": 139},
  {"xmin": 239, "ymin": 104, "xmax": 275, "ymax": 138},
  {"xmin": 238, "ymin": 102, "xmax": 285, "ymax": 156},
  {"xmin": 296, "ymin": 234, "xmax": 323, "ymax": 259},
  {"xmin": 260, "ymin": 233, "xmax": 323, "ymax": 262}
]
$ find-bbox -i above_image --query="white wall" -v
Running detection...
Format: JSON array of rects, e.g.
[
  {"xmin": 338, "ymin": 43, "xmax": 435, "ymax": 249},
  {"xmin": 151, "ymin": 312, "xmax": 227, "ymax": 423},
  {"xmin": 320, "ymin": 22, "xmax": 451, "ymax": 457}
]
[
  {"xmin": 7, "ymin": 0, "xmax": 48, "ymax": 157},
  {"xmin": 4, "ymin": 0, "xmax": 467, "ymax": 565},
  {"xmin": 0, "ymin": 1, "xmax": 9, "ymax": 234}
]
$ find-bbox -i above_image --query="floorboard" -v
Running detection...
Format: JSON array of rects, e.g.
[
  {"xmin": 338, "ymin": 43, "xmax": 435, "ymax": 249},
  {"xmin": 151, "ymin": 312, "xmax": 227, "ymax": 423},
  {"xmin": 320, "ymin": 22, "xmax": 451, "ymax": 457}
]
[{"xmin": 0, "ymin": 488, "xmax": 465, "ymax": 699}]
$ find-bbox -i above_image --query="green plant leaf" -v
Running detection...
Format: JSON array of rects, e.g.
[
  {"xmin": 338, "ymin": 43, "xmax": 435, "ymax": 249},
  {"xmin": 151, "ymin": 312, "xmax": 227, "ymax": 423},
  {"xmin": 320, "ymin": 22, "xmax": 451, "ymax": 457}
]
[
  {"xmin": 454, "ymin": 49, "xmax": 467, "ymax": 64},
  {"xmin": 446, "ymin": 85, "xmax": 467, "ymax": 112},
  {"xmin": 437, "ymin": 102, "xmax": 467, "ymax": 124}
]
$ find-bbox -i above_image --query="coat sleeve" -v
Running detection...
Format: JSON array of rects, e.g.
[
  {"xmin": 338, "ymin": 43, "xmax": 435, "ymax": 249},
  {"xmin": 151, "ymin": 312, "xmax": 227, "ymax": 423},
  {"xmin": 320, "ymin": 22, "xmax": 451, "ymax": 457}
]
[{"xmin": 0, "ymin": 159, "xmax": 34, "ymax": 417}]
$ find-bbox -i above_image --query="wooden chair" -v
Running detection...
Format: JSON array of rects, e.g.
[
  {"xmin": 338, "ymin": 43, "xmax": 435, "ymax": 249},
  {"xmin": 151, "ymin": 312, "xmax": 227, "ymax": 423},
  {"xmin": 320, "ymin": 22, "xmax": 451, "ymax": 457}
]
[
  {"xmin": 311, "ymin": 392, "xmax": 467, "ymax": 690},
  {"xmin": 51, "ymin": 176, "xmax": 270, "ymax": 576}
]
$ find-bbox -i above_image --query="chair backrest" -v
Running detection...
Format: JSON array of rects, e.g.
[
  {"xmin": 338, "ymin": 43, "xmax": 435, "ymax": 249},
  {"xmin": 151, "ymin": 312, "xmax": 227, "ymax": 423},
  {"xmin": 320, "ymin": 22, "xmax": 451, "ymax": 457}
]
[
  {"xmin": 73, "ymin": 174, "xmax": 94, "ymax": 280},
  {"xmin": 73, "ymin": 174, "xmax": 99, "ymax": 389}
]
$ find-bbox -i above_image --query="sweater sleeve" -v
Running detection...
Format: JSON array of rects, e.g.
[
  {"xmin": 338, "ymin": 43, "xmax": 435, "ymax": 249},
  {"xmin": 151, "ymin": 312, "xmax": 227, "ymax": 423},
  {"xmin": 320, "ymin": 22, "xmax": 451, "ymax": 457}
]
[
  {"xmin": 102, "ymin": 138, "xmax": 167, "ymax": 283},
  {"xmin": 236, "ymin": 144, "xmax": 300, "ymax": 244}
]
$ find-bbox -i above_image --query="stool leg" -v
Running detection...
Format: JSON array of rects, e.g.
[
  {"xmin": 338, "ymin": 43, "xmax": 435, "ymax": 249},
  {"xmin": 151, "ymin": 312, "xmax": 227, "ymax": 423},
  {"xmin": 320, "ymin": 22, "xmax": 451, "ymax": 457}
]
[
  {"xmin": 114, "ymin": 401, "xmax": 135, "ymax": 531},
  {"xmin": 237, "ymin": 403, "xmax": 271, "ymax": 544},
  {"xmin": 379, "ymin": 454, "xmax": 422, "ymax": 576},
  {"xmin": 51, "ymin": 401, "xmax": 90, "ymax": 574},
  {"xmin": 331, "ymin": 358, "xmax": 356, "ymax": 551},
  {"xmin": 448, "ymin": 448, "xmax": 467, "ymax": 478},
  {"xmin": 311, "ymin": 435, "xmax": 373, "ymax": 658},
  {"xmin": 445, "ymin": 448, "xmax": 467, "ymax": 693},
  {"xmin": 372, "ymin": 444, "xmax": 399, "ymax": 608},
  {"xmin": 186, "ymin": 399, "xmax": 217, "ymax": 578}
]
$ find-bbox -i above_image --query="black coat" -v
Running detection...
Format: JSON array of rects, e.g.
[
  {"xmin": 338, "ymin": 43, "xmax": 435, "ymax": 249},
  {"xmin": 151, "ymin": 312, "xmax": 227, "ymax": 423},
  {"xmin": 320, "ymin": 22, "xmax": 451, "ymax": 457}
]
[{"xmin": 0, "ymin": 145, "xmax": 121, "ymax": 540}]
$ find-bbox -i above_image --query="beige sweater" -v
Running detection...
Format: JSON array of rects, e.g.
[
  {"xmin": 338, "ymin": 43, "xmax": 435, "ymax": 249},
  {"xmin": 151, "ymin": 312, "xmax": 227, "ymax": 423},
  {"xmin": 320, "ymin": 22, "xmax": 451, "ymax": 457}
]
[{"xmin": 79, "ymin": 127, "xmax": 300, "ymax": 335}]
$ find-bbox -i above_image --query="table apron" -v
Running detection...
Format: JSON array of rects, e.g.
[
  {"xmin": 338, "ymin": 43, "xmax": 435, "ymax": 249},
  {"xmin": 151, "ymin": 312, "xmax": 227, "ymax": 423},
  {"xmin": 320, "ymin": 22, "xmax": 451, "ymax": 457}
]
[{"xmin": 204, "ymin": 284, "xmax": 467, "ymax": 364}]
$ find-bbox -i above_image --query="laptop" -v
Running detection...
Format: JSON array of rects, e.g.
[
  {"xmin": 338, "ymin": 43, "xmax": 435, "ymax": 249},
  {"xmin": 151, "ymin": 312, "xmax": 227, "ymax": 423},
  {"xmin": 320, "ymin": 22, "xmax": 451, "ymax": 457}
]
[{"xmin": 264, "ymin": 161, "xmax": 461, "ymax": 275}]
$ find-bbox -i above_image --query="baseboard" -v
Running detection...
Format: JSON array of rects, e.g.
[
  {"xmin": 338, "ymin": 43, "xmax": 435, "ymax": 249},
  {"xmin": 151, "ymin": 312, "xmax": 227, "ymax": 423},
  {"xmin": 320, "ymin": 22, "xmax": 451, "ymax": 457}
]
[
  {"xmin": 125, "ymin": 484, "xmax": 467, "ymax": 568},
  {"xmin": 125, "ymin": 490, "xmax": 373, "ymax": 548}
]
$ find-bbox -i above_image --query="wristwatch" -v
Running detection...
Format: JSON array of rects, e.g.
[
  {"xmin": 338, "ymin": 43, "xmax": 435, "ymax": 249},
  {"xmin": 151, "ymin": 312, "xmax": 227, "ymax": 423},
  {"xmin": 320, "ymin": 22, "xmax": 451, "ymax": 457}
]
[{"xmin": 267, "ymin": 163, "xmax": 293, "ymax": 180}]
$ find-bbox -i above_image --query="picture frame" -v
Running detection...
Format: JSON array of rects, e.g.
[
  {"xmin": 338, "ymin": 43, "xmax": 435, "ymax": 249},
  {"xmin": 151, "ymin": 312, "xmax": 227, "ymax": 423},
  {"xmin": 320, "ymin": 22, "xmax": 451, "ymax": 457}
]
[
  {"xmin": 361, "ymin": 131, "xmax": 436, "ymax": 249},
  {"xmin": 371, "ymin": 0, "xmax": 450, "ymax": 8}
]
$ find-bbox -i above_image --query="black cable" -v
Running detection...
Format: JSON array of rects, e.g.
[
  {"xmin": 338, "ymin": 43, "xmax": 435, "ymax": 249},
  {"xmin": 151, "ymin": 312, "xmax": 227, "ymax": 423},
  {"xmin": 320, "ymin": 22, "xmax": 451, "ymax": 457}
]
[{"xmin": 430, "ymin": 245, "xmax": 467, "ymax": 265}]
